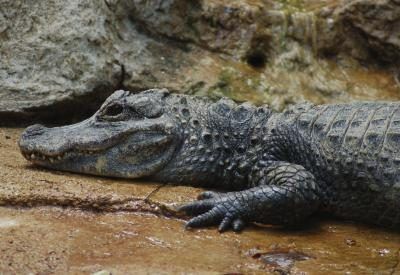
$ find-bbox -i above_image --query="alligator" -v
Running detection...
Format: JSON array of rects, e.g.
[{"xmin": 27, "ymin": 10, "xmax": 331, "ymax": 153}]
[{"xmin": 19, "ymin": 89, "xmax": 400, "ymax": 232}]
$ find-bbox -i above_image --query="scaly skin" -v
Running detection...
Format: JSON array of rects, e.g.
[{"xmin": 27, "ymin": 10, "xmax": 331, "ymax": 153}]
[{"xmin": 19, "ymin": 89, "xmax": 400, "ymax": 232}]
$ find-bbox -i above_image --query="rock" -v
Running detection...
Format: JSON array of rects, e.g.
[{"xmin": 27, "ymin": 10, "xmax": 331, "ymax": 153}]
[
  {"xmin": 0, "ymin": 1, "xmax": 123, "ymax": 124},
  {"xmin": 92, "ymin": 270, "xmax": 112, "ymax": 275},
  {"xmin": 129, "ymin": 0, "xmax": 271, "ymax": 58},
  {"xmin": 0, "ymin": 0, "xmax": 399, "ymax": 125},
  {"xmin": 0, "ymin": 0, "xmax": 200, "ymax": 125},
  {"xmin": 338, "ymin": 0, "xmax": 400, "ymax": 64}
]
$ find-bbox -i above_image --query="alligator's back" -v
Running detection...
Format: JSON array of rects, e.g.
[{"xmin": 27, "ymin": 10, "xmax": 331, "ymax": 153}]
[{"xmin": 285, "ymin": 102, "xmax": 400, "ymax": 227}]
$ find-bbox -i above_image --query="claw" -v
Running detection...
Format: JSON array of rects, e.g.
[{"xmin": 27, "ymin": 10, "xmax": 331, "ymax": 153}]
[
  {"xmin": 177, "ymin": 199, "xmax": 215, "ymax": 215},
  {"xmin": 218, "ymin": 216, "xmax": 232, "ymax": 232},
  {"xmin": 180, "ymin": 193, "xmax": 249, "ymax": 232},
  {"xmin": 185, "ymin": 208, "xmax": 222, "ymax": 228},
  {"xmin": 232, "ymin": 218, "xmax": 245, "ymax": 232},
  {"xmin": 197, "ymin": 191, "xmax": 222, "ymax": 200}
]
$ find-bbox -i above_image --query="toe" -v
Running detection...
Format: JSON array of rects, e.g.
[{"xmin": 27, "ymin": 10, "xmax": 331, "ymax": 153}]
[
  {"xmin": 185, "ymin": 208, "xmax": 222, "ymax": 229},
  {"xmin": 218, "ymin": 216, "xmax": 233, "ymax": 232},
  {"xmin": 232, "ymin": 218, "xmax": 245, "ymax": 232},
  {"xmin": 197, "ymin": 191, "xmax": 222, "ymax": 200},
  {"xmin": 177, "ymin": 199, "xmax": 215, "ymax": 215}
]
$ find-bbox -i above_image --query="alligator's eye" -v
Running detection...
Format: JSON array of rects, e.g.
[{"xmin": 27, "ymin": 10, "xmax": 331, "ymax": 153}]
[
  {"xmin": 104, "ymin": 103, "xmax": 123, "ymax": 117},
  {"xmin": 98, "ymin": 103, "xmax": 126, "ymax": 121}
]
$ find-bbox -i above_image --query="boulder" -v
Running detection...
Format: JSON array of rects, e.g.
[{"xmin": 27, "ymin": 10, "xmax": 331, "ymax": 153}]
[
  {"xmin": 0, "ymin": 0, "xmax": 202, "ymax": 124},
  {"xmin": 0, "ymin": 1, "xmax": 122, "ymax": 123},
  {"xmin": 338, "ymin": 0, "xmax": 400, "ymax": 64},
  {"xmin": 0, "ymin": 0, "xmax": 399, "ymax": 125}
]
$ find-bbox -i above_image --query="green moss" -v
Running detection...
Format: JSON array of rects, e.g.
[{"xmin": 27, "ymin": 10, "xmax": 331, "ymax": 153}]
[
  {"xmin": 219, "ymin": 68, "xmax": 235, "ymax": 83},
  {"xmin": 277, "ymin": 10, "xmax": 291, "ymax": 53},
  {"xmin": 185, "ymin": 81, "xmax": 206, "ymax": 95},
  {"xmin": 206, "ymin": 68, "xmax": 237, "ymax": 99},
  {"xmin": 277, "ymin": 0, "xmax": 305, "ymax": 12},
  {"xmin": 277, "ymin": 0, "xmax": 305, "ymax": 51},
  {"xmin": 205, "ymin": 67, "xmax": 272, "ymax": 105}
]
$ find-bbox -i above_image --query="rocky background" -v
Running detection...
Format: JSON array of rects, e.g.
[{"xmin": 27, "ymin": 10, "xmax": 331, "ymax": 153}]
[{"xmin": 1, "ymin": 0, "xmax": 399, "ymax": 125}]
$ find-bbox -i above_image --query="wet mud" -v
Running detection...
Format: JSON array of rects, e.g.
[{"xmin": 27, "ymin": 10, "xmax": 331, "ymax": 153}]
[{"xmin": 1, "ymin": 128, "xmax": 400, "ymax": 274}]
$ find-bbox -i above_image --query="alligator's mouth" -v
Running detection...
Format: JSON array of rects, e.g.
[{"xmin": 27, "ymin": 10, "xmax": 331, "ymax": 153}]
[
  {"xmin": 20, "ymin": 131, "xmax": 176, "ymax": 178},
  {"xmin": 21, "ymin": 149, "xmax": 97, "ymax": 163},
  {"xmin": 22, "ymin": 132, "xmax": 168, "ymax": 163}
]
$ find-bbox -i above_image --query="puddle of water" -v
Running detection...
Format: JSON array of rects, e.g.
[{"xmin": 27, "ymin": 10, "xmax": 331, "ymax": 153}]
[{"xmin": 250, "ymin": 247, "xmax": 314, "ymax": 273}]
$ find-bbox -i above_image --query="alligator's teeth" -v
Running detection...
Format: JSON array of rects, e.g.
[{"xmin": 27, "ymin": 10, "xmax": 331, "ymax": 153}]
[
  {"xmin": 31, "ymin": 154, "xmax": 35, "ymax": 159},
  {"xmin": 49, "ymin": 158, "xmax": 54, "ymax": 163},
  {"xmin": 58, "ymin": 156, "xmax": 62, "ymax": 160}
]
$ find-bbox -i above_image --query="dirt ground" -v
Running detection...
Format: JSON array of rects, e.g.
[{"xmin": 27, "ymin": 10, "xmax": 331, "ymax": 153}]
[{"xmin": 1, "ymin": 128, "xmax": 400, "ymax": 274}]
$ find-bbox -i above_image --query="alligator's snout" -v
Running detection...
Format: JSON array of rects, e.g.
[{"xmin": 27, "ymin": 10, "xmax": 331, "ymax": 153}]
[
  {"xmin": 19, "ymin": 123, "xmax": 68, "ymax": 163},
  {"xmin": 19, "ymin": 124, "xmax": 47, "ymax": 153}
]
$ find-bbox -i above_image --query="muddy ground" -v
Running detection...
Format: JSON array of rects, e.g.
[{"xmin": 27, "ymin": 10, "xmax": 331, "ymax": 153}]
[{"xmin": 1, "ymin": 128, "xmax": 400, "ymax": 274}]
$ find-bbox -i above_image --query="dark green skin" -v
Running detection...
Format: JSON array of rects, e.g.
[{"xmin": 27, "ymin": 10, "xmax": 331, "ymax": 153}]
[{"xmin": 19, "ymin": 89, "xmax": 400, "ymax": 232}]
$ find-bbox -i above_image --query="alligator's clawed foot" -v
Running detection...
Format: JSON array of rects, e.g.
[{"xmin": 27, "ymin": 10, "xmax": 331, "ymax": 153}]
[{"xmin": 178, "ymin": 194, "xmax": 248, "ymax": 232}]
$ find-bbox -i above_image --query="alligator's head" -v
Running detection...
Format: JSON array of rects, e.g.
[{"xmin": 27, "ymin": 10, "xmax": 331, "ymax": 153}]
[
  {"xmin": 19, "ymin": 89, "xmax": 186, "ymax": 179},
  {"xmin": 20, "ymin": 88, "xmax": 271, "ymax": 186}
]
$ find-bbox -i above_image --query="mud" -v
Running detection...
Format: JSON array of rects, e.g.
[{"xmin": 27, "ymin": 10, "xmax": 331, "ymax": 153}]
[{"xmin": 1, "ymin": 129, "xmax": 400, "ymax": 274}]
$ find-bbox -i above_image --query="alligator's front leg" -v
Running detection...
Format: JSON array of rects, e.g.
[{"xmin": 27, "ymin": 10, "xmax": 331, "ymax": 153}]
[{"xmin": 178, "ymin": 161, "xmax": 321, "ymax": 232}]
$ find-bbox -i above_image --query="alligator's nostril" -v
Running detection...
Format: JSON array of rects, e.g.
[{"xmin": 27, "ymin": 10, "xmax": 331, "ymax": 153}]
[{"xmin": 24, "ymin": 124, "xmax": 46, "ymax": 137}]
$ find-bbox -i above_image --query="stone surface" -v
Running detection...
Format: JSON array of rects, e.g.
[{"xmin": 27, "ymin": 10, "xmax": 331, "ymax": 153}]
[
  {"xmin": 338, "ymin": 0, "xmax": 400, "ymax": 64},
  {"xmin": 1, "ymin": 126, "xmax": 400, "ymax": 274},
  {"xmin": 0, "ymin": 0, "xmax": 205, "ymax": 124},
  {"xmin": 0, "ymin": 129, "xmax": 164, "ymax": 213},
  {"xmin": 0, "ymin": 1, "xmax": 123, "ymax": 123},
  {"xmin": 129, "ymin": 0, "xmax": 271, "ymax": 57},
  {"xmin": 2, "ymin": 206, "xmax": 400, "ymax": 274},
  {"xmin": 1, "ymin": 0, "xmax": 400, "ymax": 125}
]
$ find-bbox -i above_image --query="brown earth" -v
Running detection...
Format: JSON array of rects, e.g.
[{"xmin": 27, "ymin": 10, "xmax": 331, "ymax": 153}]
[{"xmin": 1, "ymin": 129, "xmax": 400, "ymax": 274}]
